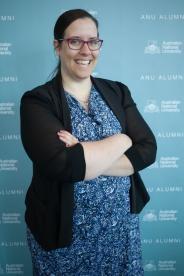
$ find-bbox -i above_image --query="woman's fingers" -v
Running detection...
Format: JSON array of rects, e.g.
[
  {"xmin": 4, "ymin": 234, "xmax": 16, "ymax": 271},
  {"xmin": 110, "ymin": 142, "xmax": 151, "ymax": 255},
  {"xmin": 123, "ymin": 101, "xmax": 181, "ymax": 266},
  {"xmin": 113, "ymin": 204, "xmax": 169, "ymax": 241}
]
[
  {"xmin": 57, "ymin": 130, "xmax": 79, "ymax": 147},
  {"xmin": 57, "ymin": 133, "xmax": 69, "ymax": 145}
]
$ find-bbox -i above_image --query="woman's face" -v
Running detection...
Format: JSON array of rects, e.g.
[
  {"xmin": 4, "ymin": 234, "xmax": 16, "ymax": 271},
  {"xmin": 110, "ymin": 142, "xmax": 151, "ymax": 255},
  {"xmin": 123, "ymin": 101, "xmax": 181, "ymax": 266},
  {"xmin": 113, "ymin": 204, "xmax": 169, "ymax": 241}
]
[{"xmin": 55, "ymin": 18, "xmax": 100, "ymax": 82}]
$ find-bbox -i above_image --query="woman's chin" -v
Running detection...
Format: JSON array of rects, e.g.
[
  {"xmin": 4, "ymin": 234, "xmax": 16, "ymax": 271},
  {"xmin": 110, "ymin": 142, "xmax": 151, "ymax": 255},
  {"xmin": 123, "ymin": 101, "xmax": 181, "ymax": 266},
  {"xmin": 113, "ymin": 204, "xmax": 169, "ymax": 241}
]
[{"xmin": 74, "ymin": 72, "xmax": 92, "ymax": 80}]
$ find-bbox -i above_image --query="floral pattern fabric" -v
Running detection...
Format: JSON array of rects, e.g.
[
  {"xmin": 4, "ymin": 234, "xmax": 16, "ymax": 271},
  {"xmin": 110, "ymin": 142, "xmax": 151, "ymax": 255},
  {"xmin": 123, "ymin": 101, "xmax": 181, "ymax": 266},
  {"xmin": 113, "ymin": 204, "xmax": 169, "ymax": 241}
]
[{"xmin": 27, "ymin": 86, "xmax": 144, "ymax": 276}]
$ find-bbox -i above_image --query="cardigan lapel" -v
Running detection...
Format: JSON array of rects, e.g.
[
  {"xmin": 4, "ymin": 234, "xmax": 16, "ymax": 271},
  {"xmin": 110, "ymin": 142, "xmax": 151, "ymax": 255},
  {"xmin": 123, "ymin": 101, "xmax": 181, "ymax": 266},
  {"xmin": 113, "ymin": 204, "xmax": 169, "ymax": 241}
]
[
  {"xmin": 91, "ymin": 77, "xmax": 126, "ymax": 132},
  {"xmin": 51, "ymin": 74, "xmax": 72, "ymax": 132}
]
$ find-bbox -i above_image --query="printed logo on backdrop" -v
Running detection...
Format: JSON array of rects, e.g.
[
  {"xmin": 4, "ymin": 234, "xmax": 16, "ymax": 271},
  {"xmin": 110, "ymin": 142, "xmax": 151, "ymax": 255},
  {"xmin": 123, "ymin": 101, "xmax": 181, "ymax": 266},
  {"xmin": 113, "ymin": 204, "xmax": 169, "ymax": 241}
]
[
  {"xmin": 144, "ymin": 41, "xmax": 160, "ymax": 54},
  {"xmin": 6, "ymin": 264, "xmax": 24, "ymax": 274},
  {"xmin": 147, "ymin": 186, "xmax": 183, "ymax": 193},
  {"xmin": 144, "ymin": 100, "xmax": 159, "ymax": 113},
  {"xmin": 0, "ymin": 43, "xmax": 12, "ymax": 56},
  {"xmin": 0, "ymin": 160, "xmax": 18, "ymax": 171},
  {"xmin": 0, "ymin": 76, "xmax": 18, "ymax": 82},
  {"xmin": 160, "ymin": 100, "xmax": 181, "ymax": 112},
  {"xmin": 0, "ymin": 189, "xmax": 24, "ymax": 196},
  {"xmin": 157, "ymin": 132, "xmax": 184, "ymax": 138},
  {"xmin": 0, "ymin": 213, "xmax": 21, "ymax": 224},
  {"xmin": 142, "ymin": 238, "xmax": 181, "ymax": 245},
  {"xmin": 0, "ymin": 264, "xmax": 24, "ymax": 274},
  {"xmin": 144, "ymin": 40, "xmax": 183, "ymax": 54},
  {"xmin": 149, "ymin": 157, "xmax": 180, "ymax": 169},
  {"xmin": 142, "ymin": 210, "xmax": 178, "ymax": 222},
  {"xmin": 140, "ymin": 13, "xmax": 184, "ymax": 21},
  {"xmin": 144, "ymin": 260, "xmax": 176, "ymax": 272},
  {"xmin": 0, "ymin": 15, "xmax": 15, "ymax": 22},
  {"xmin": 0, "ymin": 241, "xmax": 27, "ymax": 247},
  {"xmin": 140, "ymin": 74, "xmax": 184, "ymax": 81},
  {"xmin": 0, "ymin": 103, "xmax": 15, "ymax": 115},
  {"xmin": 0, "ymin": 134, "xmax": 20, "ymax": 141},
  {"xmin": 143, "ymin": 99, "xmax": 182, "ymax": 113},
  {"xmin": 144, "ymin": 260, "xmax": 157, "ymax": 271},
  {"xmin": 142, "ymin": 210, "xmax": 157, "ymax": 221}
]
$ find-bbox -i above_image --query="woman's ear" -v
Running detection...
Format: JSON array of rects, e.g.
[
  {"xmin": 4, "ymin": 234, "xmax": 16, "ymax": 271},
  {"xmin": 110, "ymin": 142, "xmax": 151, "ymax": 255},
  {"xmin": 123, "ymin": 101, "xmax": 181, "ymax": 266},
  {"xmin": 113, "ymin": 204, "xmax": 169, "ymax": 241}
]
[{"xmin": 53, "ymin": 40, "xmax": 60, "ymax": 56}]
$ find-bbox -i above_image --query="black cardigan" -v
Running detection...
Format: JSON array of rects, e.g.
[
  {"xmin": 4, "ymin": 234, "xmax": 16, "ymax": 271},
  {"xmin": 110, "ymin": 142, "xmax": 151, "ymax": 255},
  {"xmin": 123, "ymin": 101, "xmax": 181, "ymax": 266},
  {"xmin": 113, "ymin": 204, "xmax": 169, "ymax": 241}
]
[{"xmin": 20, "ymin": 74, "xmax": 157, "ymax": 251}]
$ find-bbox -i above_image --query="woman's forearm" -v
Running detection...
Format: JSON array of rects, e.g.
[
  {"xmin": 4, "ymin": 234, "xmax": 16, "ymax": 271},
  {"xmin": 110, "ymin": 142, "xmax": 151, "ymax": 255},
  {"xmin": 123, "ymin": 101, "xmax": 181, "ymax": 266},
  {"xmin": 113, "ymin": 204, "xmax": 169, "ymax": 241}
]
[
  {"xmin": 81, "ymin": 134, "xmax": 132, "ymax": 180},
  {"xmin": 103, "ymin": 154, "xmax": 134, "ymax": 177},
  {"xmin": 57, "ymin": 130, "xmax": 133, "ymax": 180}
]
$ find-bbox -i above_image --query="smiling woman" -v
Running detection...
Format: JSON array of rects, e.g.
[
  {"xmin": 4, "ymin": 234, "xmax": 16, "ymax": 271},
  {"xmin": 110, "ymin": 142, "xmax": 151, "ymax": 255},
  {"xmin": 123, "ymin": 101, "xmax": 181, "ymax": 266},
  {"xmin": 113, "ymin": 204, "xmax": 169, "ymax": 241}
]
[
  {"xmin": 54, "ymin": 17, "xmax": 101, "ymax": 99},
  {"xmin": 20, "ymin": 8, "xmax": 157, "ymax": 276}
]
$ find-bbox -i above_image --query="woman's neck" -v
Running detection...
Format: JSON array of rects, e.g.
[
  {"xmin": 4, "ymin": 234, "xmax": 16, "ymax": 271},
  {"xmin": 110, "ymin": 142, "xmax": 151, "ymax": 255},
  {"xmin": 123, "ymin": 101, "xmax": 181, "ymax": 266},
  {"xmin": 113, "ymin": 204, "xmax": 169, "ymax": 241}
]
[{"xmin": 61, "ymin": 73, "xmax": 92, "ymax": 102}]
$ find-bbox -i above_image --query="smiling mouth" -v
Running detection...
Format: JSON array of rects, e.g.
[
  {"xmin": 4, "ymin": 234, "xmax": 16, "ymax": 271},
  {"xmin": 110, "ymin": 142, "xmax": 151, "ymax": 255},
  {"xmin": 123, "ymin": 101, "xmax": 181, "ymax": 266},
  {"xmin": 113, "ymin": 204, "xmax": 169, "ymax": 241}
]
[{"xmin": 75, "ymin": 60, "xmax": 91, "ymax": 65}]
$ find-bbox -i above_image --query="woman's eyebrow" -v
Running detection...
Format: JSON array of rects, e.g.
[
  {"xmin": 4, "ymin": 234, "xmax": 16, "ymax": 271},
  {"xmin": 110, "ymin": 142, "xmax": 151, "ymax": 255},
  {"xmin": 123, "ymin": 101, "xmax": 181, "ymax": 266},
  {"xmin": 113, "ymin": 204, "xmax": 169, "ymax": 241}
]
[{"xmin": 68, "ymin": 36, "xmax": 98, "ymax": 39}]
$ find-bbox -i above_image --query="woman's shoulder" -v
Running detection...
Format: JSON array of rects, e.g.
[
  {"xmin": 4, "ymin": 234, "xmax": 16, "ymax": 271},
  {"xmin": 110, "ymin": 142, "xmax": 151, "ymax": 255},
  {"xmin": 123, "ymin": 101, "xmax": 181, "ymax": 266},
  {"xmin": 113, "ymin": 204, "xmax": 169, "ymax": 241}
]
[
  {"xmin": 92, "ymin": 76, "xmax": 130, "ymax": 94},
  {"xmin": 92, "ymin": 76, "xmax": 135, "ymax": 108},
  {"xmin": 21, "ymin": 77, "xmax": 57, "ymax": 103},
  {"xmin": 92, "ymin": 76, "xmax": 130, "ymax": 97}
]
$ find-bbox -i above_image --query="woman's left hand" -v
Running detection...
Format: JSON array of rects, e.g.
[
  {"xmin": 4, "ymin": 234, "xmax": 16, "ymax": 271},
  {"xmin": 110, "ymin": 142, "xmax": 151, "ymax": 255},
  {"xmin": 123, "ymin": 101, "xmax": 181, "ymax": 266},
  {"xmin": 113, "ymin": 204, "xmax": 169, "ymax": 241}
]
[{"xmin": 57, "ymin": 130, "xmax": 79, "ymax": 147}]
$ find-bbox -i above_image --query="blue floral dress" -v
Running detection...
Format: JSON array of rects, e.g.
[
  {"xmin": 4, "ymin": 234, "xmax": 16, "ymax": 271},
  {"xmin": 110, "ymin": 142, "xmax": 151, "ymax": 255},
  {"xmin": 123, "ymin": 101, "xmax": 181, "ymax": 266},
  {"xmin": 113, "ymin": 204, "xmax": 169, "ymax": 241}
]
[{"xmin": 27, "ymin": 86, "xmax": 144, "ymax": 276}]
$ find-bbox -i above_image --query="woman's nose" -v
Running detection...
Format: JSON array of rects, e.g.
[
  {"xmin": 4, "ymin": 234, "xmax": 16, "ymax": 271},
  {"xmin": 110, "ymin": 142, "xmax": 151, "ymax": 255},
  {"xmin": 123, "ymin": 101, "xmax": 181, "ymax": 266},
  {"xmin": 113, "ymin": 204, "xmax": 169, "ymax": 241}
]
[{"xmin": 79, "ymin": 42, "xmax": 91, "ymax": 54}]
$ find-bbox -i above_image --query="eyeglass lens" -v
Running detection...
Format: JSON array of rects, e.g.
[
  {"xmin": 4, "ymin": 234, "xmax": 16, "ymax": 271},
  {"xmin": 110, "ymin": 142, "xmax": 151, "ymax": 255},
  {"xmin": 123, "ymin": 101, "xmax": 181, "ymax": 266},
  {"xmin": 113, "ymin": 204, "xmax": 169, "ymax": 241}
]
[{"xmin": 68, "ymin": 39, "xmax": 102, "ymax": 50}]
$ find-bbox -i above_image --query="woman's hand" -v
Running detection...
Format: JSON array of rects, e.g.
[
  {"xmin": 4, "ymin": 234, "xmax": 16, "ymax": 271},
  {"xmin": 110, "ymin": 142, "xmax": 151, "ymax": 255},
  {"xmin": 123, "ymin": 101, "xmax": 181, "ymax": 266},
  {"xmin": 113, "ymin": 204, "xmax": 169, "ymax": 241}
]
[
  {"xmin": 57, "ymin": 131, "xmax": 133, "ymax": 179},
  {"xmin": 57, "ymin": 130, "xmax": 79, "ymax": 147}
]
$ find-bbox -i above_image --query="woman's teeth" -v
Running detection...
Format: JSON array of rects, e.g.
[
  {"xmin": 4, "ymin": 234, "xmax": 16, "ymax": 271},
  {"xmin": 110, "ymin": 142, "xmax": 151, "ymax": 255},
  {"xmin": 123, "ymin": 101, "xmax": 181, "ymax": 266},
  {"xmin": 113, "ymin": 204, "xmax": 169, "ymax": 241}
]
[{"xmin": 75, "ymin": 60, "xmax": 90, "ymax": 65}]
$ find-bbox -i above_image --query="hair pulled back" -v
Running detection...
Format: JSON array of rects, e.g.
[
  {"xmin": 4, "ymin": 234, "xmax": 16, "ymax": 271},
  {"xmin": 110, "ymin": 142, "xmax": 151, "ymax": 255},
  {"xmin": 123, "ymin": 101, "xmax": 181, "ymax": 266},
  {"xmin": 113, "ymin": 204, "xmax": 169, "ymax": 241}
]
[{"xmin": 53, "ymin": 9, "xmax": 99, "ymax": 77}]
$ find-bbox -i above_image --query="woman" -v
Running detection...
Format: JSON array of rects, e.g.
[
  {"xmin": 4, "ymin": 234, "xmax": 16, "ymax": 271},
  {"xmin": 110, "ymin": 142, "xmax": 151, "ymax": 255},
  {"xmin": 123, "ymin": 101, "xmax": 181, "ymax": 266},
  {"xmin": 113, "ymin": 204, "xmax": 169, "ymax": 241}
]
[{"xmin": 20, "ymin": 9, "xmax": 157, "ymax": 275}]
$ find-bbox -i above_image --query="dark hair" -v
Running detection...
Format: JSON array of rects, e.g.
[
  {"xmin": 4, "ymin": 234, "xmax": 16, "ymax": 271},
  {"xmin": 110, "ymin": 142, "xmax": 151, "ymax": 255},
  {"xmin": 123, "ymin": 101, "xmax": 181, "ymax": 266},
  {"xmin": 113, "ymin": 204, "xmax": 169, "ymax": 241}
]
[
  {"xmin": 53, "ymin": 9, "xmax": 99, "ymax": 77},
  {"xmin": 54, "ymin": 9, "xmax": 98, "ymax": 40}
]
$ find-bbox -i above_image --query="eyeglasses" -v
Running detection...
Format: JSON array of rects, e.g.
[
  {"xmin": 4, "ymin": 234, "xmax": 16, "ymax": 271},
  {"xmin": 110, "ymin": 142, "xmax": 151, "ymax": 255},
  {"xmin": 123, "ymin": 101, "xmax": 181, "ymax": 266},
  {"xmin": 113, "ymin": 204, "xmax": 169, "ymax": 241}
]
[{"xmin": 58, "ymin": 37, "xmax": 103, "ymax": 51}]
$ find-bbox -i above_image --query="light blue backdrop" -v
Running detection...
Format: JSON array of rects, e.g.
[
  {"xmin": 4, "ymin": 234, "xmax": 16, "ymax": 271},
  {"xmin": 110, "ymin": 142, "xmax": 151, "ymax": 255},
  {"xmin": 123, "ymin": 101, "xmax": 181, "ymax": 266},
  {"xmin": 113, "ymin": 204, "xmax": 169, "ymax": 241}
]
[{"xmin": 0, "ymin": 0, "xmax": 183, "ymax": 275}]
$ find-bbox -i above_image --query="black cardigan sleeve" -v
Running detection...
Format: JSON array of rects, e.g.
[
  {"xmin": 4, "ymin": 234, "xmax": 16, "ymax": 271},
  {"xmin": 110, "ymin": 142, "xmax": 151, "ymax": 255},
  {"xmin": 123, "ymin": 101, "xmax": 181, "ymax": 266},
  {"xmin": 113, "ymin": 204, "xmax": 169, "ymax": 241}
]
[
  {"xmin": 117, "ymin": 82, "xmax": 157, "ymax": 172},
  {"xmin": 20, "ymin": 90, "xmax": 86, "ymax": 182}
]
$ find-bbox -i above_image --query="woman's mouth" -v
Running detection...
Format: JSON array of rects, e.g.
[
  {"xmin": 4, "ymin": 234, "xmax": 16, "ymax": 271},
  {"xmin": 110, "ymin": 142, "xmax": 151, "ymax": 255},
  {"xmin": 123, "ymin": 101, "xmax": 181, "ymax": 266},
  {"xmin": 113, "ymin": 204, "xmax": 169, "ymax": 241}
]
[{"xmin": 75, "ymin": 59, "xmax": 91, "ymax": 65}]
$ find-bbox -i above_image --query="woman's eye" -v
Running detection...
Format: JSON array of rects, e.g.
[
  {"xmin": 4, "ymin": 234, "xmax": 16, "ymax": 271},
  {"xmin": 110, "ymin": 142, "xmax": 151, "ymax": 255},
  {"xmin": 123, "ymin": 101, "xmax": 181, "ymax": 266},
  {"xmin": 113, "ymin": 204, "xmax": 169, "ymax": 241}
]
[
  {"xmin": 89, "ymin": 40, "xmax": 99, "ymax": 46},
  {"xmin": 70, "ymin": 39, "xmax": 81, "ymax": 45}
]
